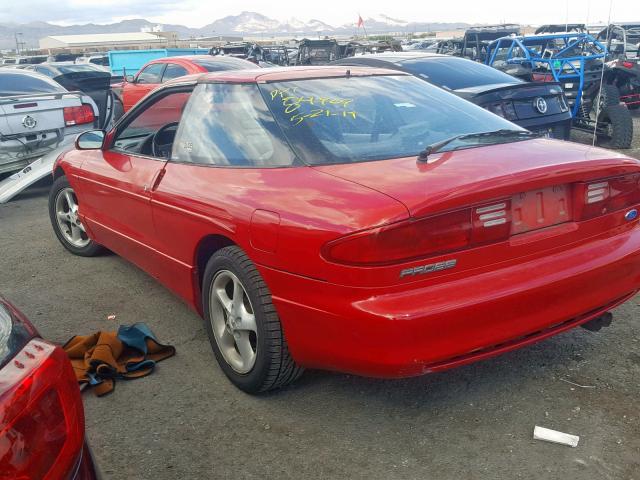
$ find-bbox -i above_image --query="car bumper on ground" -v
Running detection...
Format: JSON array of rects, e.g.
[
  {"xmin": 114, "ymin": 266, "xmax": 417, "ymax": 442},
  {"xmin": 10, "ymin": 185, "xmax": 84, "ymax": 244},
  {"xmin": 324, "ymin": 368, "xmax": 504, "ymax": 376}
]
[{"xmin": 262, "ymin": 224, "xmax": 640, "ymax": 378}]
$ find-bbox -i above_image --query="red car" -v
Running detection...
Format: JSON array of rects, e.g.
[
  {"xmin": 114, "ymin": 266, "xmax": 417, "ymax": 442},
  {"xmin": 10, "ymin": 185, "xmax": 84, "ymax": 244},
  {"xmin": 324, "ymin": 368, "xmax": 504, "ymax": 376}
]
[
  {"xmin": 111, "ymin": 55, "xmax": 257, "ymax": 116},
  {"xmin": 0, "ymin": 297, "xmax": 99, "ymax": 479},
  {"xmin": 49, "ymin": 66, "xmax": 640, "ymax": 393}
]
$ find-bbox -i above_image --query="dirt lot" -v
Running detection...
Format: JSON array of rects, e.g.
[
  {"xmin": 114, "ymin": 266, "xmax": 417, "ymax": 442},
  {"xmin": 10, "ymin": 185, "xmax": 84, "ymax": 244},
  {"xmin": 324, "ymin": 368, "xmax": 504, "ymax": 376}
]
[{"xmin": 0, "ymin": 114, "xmax": 639, "ymax": 480}]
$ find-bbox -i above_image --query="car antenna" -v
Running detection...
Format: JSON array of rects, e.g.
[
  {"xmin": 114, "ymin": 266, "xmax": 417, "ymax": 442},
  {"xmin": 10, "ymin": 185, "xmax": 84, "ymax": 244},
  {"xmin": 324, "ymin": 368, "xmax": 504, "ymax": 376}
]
[{"xmin": 346, "ymin": 69, "xmax": 351, "ymax": 78}]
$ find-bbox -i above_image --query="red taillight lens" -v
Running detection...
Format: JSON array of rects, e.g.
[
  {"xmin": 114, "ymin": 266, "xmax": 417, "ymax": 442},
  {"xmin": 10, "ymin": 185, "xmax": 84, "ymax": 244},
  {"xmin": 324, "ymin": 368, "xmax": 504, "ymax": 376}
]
[
  {"xmin": 622, "ymin": 61, "xmax": 634, "ymax": 69},
  {"xmin": 0, "ymin": 340, "xmax": 84, "ymax": 480},
  {"xmin": 324, "ymin": 201, "xmax": 513, "ymax": 266},
  {"xmin": 575, "ymin": 174, "xmax": 640, "ymax": 220},
  {"xmin": 532, "ymin": 73, "xmax": 555, "ymax": 82},
  {"xmin": 324, "ymin": 210, "xmax": 472, "ymax": 266},
  {"xmin": 63, "ymin": 104, "xmax": 95, "ymax": 126}
]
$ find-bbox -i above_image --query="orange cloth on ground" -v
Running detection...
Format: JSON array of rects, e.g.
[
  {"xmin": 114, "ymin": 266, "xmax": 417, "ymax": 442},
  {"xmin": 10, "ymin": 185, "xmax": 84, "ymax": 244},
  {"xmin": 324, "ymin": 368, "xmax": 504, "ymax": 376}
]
[{"xmin": 63, "ymin": 329, "xmax": 175, "ymax": 396}]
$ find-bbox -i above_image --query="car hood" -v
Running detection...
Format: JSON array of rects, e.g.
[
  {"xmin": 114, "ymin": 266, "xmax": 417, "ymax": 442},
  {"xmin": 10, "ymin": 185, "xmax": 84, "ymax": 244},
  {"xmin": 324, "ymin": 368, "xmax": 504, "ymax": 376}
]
[{"xmin": 312, "ymin": 139, "xmax": 639, "ymax": 218}]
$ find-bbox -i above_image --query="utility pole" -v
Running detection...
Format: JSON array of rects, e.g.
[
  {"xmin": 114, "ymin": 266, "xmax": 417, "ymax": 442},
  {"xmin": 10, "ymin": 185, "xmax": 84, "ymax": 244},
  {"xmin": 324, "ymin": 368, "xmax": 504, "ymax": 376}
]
[{"xmin": 15, "ymin": 32, "xmax": 25, "ymax": 56}]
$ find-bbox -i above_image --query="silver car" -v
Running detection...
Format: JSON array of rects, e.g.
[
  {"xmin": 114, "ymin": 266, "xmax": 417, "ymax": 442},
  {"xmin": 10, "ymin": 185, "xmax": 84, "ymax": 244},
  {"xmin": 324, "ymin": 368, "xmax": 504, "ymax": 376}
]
[{"xmin": 0, "ymin": 69, "xmax": 98, "ymax": 175}]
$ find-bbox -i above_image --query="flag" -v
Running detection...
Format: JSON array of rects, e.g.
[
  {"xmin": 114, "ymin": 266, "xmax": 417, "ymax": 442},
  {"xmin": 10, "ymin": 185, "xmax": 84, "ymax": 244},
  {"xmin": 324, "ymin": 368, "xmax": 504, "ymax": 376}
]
[{"xmin": 357, "ymin": 15, "xmax": 364, "ymax": 28}]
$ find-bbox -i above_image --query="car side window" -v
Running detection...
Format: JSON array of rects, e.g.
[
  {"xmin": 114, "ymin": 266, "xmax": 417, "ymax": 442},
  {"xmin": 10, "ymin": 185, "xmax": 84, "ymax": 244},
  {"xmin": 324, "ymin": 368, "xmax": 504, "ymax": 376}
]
[
  {"xmin": 111, "ymin": 89, "xmax": 193, "ymax": 158},
  {"xmin": 170, "ymin": 83, "xmax": 297, "ymax": 168},
  {"xmin": 162, "ymin": 64, "xmax": 189, "ymax": 82},
  {"xmin": 136, "ymin": 63, "xmax": 165, "ymax": 84}
]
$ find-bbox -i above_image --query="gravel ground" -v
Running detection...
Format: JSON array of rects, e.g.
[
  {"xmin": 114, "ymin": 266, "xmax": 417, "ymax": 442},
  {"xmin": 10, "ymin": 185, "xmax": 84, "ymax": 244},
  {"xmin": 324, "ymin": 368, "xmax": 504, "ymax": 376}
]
[{"xmin": 0, "ymin": 114, "xmax": 639, "ymax": 480}]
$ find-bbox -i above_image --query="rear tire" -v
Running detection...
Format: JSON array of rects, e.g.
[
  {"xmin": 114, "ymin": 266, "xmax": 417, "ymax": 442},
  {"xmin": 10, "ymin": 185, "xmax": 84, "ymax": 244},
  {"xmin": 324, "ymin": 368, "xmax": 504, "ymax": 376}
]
[
  {"xmin": 202, "ymin": 246, "xmax": 303, "ymax": 393},
  {"xmin": 597, "ymin": 104, "xmax": 633, "ymax": 149},
  {"xmin": 48, "ymin": 176, "xmax": 103, "ymax": 256},
  {"xmin": 597, "ymin": 83, "xmax": 622, "ymax": 108}
]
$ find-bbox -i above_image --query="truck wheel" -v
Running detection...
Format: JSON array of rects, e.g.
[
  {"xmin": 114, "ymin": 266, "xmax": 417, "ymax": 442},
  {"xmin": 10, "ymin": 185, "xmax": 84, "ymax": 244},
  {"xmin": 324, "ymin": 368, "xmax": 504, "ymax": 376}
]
[
  {"xmin": 597, "ymin": 83, "xmax": 622, "ymax": 109},
  {"xmin": 48, "ymin": 176, "xmax": 103, "ymax": 256},
  {"xmin": 202, "ymin": 246, "xmax": 303, "ymax": 393},
  {"xmin": 597, "ymin": 104, "xmax": 633, "ymax": 149}
]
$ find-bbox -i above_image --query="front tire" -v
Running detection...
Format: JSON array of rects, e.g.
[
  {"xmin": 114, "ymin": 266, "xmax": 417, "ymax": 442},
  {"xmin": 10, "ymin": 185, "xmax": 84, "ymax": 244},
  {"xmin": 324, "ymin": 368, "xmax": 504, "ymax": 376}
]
[
  {"xmin": 49, "ymin": 176, "xmax": 102, "ymax": 256},
  {"xmin": 202, "ymin": 246, "xmax": 303, "ymax": 393}
]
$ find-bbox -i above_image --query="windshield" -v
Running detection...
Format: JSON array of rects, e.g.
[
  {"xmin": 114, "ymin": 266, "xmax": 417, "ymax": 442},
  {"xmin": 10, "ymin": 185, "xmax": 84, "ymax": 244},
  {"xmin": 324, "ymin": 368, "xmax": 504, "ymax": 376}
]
[
  {"xmin": 260, "ymin": 75, "xmax": 522, "ymax": 165},
  {"xmin": 401, "ymin": 57, "xmax": 523, "ymax": 90}
]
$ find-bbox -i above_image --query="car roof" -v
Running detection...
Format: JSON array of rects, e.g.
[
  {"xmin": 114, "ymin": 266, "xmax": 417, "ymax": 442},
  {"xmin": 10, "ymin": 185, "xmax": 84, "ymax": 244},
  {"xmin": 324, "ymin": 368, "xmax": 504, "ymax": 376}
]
[{"xmin": 163, "ymin": 65, "xmax": 409, "ymax": 86}]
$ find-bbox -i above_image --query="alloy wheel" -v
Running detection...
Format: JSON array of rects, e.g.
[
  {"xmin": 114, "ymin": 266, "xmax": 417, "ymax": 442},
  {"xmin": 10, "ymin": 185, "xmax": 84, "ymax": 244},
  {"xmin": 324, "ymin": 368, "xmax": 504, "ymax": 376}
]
[
  {"xmin": 55, "ymin": 187, "xmax": 90, "ymax": 248},
  {"xmin": 209, "ymin": 270, "xmax": 258, "ymax": 374}
]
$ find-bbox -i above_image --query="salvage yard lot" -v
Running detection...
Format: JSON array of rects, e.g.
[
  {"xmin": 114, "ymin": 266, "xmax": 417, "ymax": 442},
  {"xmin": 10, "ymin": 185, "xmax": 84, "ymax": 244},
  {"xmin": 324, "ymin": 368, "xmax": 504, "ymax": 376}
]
[{"xmin": 1, "ymin": 114, "xmax": 639, "ymax": 479}]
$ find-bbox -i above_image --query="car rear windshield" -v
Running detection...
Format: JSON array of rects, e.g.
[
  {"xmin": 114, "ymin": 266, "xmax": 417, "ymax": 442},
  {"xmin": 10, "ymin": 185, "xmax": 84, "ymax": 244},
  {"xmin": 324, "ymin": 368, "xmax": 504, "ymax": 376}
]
[
  {"xmin": 400, "ymin": 57, "xmax": 523, "ymax": 90},
  {"xmin": 0, "ymin": 71, "xmax": 66, "ymax": 97},
  {"xmin": 192, "ymin": 57, "xmax": 256, "ymax": 71},
  {"xmin": 260, "ymin": 74, "xmax": 519, "ymax": 165}
]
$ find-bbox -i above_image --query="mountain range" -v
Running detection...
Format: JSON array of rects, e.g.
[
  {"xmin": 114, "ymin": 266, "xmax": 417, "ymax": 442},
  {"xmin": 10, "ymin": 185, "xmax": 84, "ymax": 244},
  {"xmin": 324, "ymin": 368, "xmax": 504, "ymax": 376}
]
[{"xmin": 0, "ymin": 11, "xmax": 471, "ymax": 51}]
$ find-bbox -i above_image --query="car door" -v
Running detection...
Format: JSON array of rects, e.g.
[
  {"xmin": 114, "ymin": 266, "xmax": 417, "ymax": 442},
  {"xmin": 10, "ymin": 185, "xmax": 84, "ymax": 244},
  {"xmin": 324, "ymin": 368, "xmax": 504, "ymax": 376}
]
[
  {"xmin": 122, "ymin": 63, "xmax": 165, "ymax": 111},
  {"xmin": 76, "ymin": 86, "xmax": 193, "ymax": 277}
]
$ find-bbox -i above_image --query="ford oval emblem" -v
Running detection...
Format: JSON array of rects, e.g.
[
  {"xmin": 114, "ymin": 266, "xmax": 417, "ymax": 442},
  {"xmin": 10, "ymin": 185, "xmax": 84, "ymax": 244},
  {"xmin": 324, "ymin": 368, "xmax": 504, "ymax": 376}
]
[{"xmin": 625, "ymin": 209, "xmax": 638, "ymax": 221}]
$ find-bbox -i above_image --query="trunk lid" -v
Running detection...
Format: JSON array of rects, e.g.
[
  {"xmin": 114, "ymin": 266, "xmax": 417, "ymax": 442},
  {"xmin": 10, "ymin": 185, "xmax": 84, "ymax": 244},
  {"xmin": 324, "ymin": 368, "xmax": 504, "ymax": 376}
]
[
  {"xmin": 0, "ymin": 94, "xmax": 82, "ymax": 136},
  {"xmin": 456, "ymin": 82, "xmax": 569, "ymax": 120},
  {"xmin": 313, "ymin": 138, "xmax": 639, "ymax": 219}
]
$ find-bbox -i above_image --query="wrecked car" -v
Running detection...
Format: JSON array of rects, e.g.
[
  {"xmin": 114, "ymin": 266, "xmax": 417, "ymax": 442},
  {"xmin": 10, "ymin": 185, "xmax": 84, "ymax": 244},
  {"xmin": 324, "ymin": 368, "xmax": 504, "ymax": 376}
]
[
  {"xmin": 18, "ymin": 63, "xmax": 113, "ymax": 128},
  {"xmin": 49, "ymin": 66, "xmax": 640, "ymax": 394},
  {"xmin": 0, "ymin": 69, "xmax": 98, "ymax": 175}
]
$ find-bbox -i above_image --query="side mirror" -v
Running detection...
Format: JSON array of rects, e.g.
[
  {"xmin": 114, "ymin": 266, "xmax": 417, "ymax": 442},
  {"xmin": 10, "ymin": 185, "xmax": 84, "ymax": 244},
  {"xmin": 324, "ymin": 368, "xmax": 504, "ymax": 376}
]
[
  {"xmin": 76, "ymin": 130, "xmax": 105, "ymax": 150},
  {"xmin": 125, "ymin": 74, "xmax": 135, "ymax": 83}
]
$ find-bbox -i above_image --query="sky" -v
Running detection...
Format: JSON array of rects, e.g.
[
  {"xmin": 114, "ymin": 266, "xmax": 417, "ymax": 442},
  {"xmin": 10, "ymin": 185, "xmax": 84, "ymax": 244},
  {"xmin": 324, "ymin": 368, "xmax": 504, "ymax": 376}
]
[{"xmin": 0, "ymin": 0, "xmax": 634, "ymax": 27}]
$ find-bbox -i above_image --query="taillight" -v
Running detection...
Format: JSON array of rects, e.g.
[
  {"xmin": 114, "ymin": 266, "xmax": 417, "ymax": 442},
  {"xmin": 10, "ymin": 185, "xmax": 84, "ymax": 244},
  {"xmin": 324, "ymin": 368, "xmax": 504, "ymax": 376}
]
[
  {"xmin": 323, "ymin": 201, "xmax": 512, "ymax": 266},
  {"xmin": 532, "ymin": 73, "xmax": 555, "ymax": 82},
  {"xmin": 63, "ymin": 104, "xmax": 94, "ymax": 126},
  {"xmin": 0, "ymin": 304, "xmax": 84, "ymax": 480},
  {"xmin": 487, "ymin": 101, "xmax": 517, "ymax": 120},
  {"xmin": 622, "ymin": 61, "xmax": 634, "ymax": 69},
  {"xmin": 558, "ymin": 94, "xmax": 569, "ymax": 112},
  {"xmin": 575, "ymin": 174, "xmax": 640, "ymax": 220}
]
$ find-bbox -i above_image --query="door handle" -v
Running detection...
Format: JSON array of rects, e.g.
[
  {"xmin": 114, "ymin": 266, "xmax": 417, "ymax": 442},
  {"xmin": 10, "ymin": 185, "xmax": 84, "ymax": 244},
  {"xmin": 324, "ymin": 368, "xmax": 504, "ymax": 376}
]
[{"xmin": 146, "ymin": 169, "xmax": 166, "ymax": 194}]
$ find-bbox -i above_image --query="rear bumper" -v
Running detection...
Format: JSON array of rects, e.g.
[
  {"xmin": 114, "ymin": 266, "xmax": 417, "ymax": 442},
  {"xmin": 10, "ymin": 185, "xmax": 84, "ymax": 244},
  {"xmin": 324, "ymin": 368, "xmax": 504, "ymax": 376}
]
[
  {"xmin": 262, "ymin": 224, "xmax": 640, "ymax": 378},
  {"xmin": 0, "ymin": 127, "xmax": 81, "ymax": 175}
]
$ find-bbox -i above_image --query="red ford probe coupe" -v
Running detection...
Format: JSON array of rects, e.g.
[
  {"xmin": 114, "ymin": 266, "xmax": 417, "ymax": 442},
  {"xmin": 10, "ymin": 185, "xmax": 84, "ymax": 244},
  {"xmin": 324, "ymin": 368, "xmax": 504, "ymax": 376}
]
[{"xmin": 48, "ymin": 66, "xmax": 640, "ymax": 393}]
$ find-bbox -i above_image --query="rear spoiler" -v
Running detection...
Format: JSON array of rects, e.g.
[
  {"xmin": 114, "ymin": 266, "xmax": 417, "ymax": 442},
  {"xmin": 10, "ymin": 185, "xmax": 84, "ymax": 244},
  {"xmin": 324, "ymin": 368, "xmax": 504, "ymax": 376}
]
[{"xmin": 0, "ymin": 91, "xmax": 85, "ymax": 106}]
